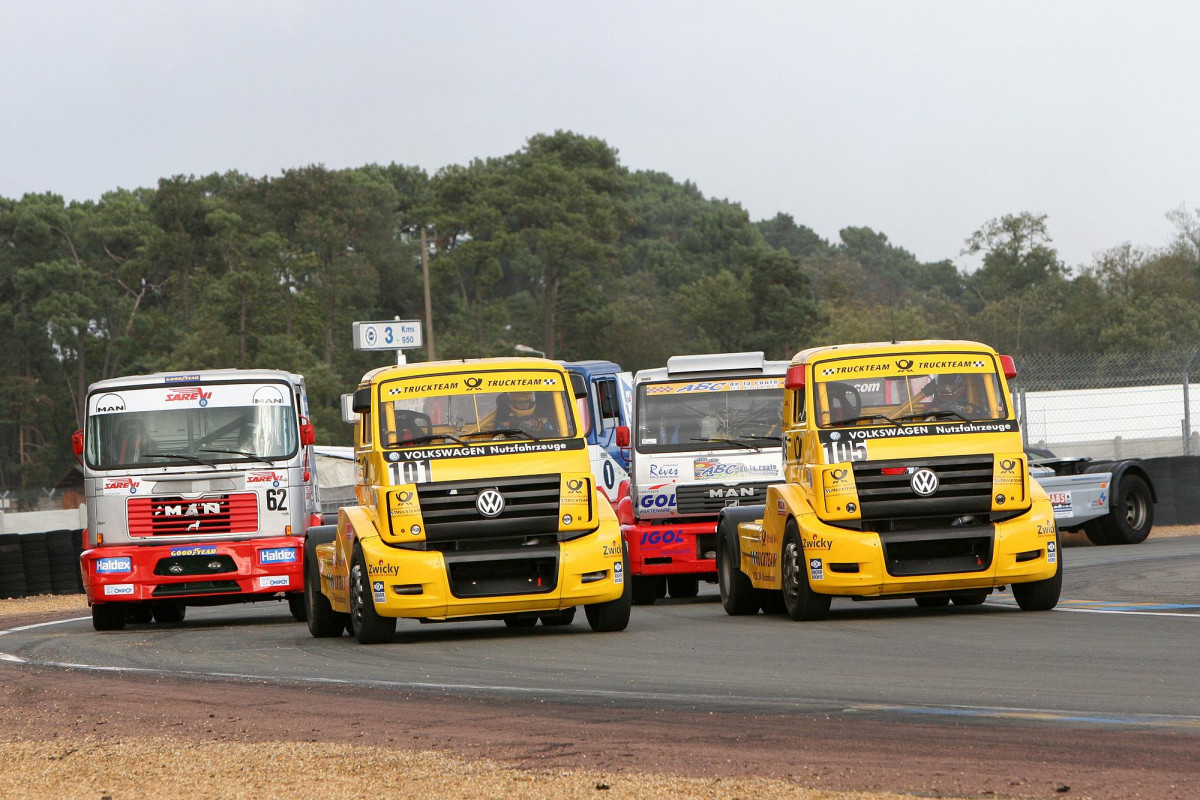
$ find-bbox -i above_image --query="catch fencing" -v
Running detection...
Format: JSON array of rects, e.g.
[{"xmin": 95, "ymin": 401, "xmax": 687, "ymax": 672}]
[{"xmin": 1011, "ymin": 349, "xmax": 1200, "ymax": 460}]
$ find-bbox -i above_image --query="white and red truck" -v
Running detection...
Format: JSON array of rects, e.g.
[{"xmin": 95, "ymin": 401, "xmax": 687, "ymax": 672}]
[
  {"xmin": 615, "ymin": 352, "xmax": 788, "ymax": 604},
  {"xmin": 75, "ymin": 369, "xmax": 322, "ymax": 630}
]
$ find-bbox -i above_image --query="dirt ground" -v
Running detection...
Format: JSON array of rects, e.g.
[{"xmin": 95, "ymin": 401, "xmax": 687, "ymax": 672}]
[{"xmin": 2, "ymin": 528, "xmax": 1198, "ymax": 800}]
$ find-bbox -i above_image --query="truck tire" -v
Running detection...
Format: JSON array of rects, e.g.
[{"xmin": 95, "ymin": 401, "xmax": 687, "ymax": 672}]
[
  {"xmin": 91, "ymin": 603, "xmax": 126, "ymax": 631},
  {"xmin": 304, "ymin": 541, "xmax": 347, "ymax": 638},
  {"xmin": 349, "ymin": 546, "xmax": 396, "ymax": 644},
  {"xmin": 1082, "ymin": 520, "xmax": 1113, "ymax": 546},
  {"xmin": 287, "ymin": 592, "xmax": 307, "ymax": 622},
  {"xmin": 717, "ymin": 518, "xmax": 759, "ymax": 616},
  {"xmin": 151, "ymin": 601, "xmax": 186, "ymax": 624},
  {"xmin": 667, "ymin": 576, "xmax": 700, "ymax": 599},
  {"xmin": 540, "ymin": 607, "xmax": 576, "ymax": 626},
  {"xmin": 1012, "ymin": 539, "xmax": 1062, "ymax": 611},
  {"xmin": 631, "ymin": 576, "xmax": 659, "ymax": 606},
  {"xmin": 1096, "ymin": 474, "xmax": 1154, "ymax": 545},
  {"xmin": 584, "ymin": 544, "xmax": 632, "ymax": 633},
  {"xmin": 782, "ymin": 522, "xmax": 831, "ymax": 621},
  {"xmin": 950, "ymin": 591, "xmax": 988, "ymax": 606}
]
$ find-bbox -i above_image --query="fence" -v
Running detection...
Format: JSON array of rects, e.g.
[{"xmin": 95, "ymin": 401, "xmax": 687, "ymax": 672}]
[{"xmin": 1011, "ymin": 349, "xmax": 1199, "ymax": 460}]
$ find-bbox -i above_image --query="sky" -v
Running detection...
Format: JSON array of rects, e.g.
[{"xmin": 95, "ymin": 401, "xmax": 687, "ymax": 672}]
[{"xmin": 2, "ymin": 1, "xmax": 1198, "ymax": 271}]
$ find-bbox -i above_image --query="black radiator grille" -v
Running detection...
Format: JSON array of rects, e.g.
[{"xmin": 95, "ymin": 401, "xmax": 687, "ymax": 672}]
[
  {"xmin": 410, "ymin": 474, "xmax": 562, "ymax": 541},
  {"xmin": 853, "ymin": 456, "xmax": 995, "ymax": 520}
]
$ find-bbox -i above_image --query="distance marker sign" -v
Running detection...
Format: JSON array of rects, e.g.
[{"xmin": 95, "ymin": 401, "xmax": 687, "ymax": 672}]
[{"xmin": 352, "ymin": 320, "xmax": 423, "ymax": 351}]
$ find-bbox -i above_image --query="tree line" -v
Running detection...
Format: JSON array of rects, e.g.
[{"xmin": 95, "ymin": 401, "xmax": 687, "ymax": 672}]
[{"xmin": 3, "ymin": 130, "xmax": 1198, "ymax": 492}]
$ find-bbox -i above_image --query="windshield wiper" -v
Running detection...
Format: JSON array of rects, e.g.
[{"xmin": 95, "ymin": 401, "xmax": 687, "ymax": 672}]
[
  {"xmin": 399, "ymin": 433, "xmax": 468, "ymax": 446},
  {"xmin": 197, "ymin": 447, "xmax": 275, "ymax": 465},
  {"xmin": 462, "ymin": 428, "xmax": 545, "ymax": 442},
  {"xmin": 142, "ymin": 452, "xmax": 218, "ymax": 468},
  {"xmin": 834, "ymin": 414, "xmax": 904, "ymax": 428},
  {"xmin": 690, "ymin": 436, "xmax": 768, "ymax": 451},
  {"xmin": 890, "ymin": 410, "xmax": 973, "ymax": 423}
]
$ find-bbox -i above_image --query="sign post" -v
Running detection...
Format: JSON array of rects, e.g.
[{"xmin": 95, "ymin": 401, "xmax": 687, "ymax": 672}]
[{"xmin": 352, "ymin": 318, "xmax": 423, "ymax": 365}]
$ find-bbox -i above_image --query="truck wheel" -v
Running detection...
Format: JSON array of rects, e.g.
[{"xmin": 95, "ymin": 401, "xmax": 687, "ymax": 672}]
[
  {"xmin": 540, "ymin": 607, "xmax": 576, "ymax": 626},
  {"xmin": 1098, "ymin": 474, "xmax": 1154, "ymax": 545},
  {"xmin": 585, "ymin": 544, "xmax": 632, "ymax": 632},
  {"xmin": 1012, "ymin": 539, "xmax": 1063, "ymax": 611},
  {"xmin": 151, "ymin": 601, "xmax": 186, "ymax": 623},
  {"xmin": 287, "ymin": 592, "xmax": 307, "ymax": 622},
  {"xmin": 782, "ymin": 522, "xmax": 831, "ymax": 621},
  {"xmin": 667, "ymin": 576, "xmax": 700, "ymax": 599},
  {"xmin": 349, "ymin": 546, "xmax": 396, "ymax": 644},
  {"xmin": 758, "ymin": 590, "xmax": 787, "ymax": 615},
  {"xmin": 91, "ymin": 603, "xmax": 126, "ymax": 631},
  {"xmin": 1083, "ymin": 520, "xmax": 1113, "ymax": 546},
  {"xmin": 304, "ymin": 535, "xmax": 347, "ymax": 638},
  {"xmin": 949, "ymin": 591, "xmax": 987, "ymax": 606},
  {"xmin": 631, "ymin": 576, "xmax": 658, "ymax": 605},
  {"xmin": 717, "ymin": 531, "xmax": 759, "ymax": 615}
]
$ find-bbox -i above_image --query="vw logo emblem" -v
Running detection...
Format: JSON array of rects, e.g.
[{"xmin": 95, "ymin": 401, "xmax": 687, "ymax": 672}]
[
  {"xmin": 910, "ymin": 468, "xmax": 939, "ymax": 496},
  {"xmin": 476, "ymin": 488, "xmax": 505, "ymax": 517}
]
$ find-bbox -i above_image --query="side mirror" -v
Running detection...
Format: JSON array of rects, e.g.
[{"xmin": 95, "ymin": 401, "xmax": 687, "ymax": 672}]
[
  {"xmin": 569, "ymin": 372, "xmax": 588, "ymax": 399},
  {"xmin": 300, "ymin": 421, "xmax": 316, "ymax": 446},
  {"xmin": 72, "ymin": 429, "xmax": 84, "ymax": 459},
  {"xmin": 352, "ymin": 386, "xmax": 372, "ymax": 414},
  {"xmin": 616, "ymin": 425, "xmax": 630, "ymax": 448},
  {"xmin": 340, "ymin": 393, "xmax": 358, "ymax": 424}
]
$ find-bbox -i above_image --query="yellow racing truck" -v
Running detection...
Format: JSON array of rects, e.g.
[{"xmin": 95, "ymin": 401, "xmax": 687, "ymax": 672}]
[
  {"xmin": 717, "ymin": 340, "xmax": 1062, "ymax": 620},
  {"xmin": 304, "ymin": 357, "xmax": 632, "ymax": 643}
]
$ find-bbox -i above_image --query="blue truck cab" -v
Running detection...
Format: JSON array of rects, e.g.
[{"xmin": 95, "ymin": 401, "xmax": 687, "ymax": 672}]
[{"xmin": 561, "ymin": 360, "xmax": 632, "ymax": 503}]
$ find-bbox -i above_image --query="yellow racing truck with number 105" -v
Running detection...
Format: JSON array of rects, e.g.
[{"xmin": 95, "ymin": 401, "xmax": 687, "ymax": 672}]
[
  {"xmin": 304, "ymin": 357, "xmax": 632, "ymax": 643},
  {"xmin": 717, "ymin": 340, "xmax": 1062, "ymax": 620}
]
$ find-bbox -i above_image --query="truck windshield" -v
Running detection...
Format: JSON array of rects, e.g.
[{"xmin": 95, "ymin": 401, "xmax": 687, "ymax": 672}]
[
  {"xmin": 377, "ymin": 369, "xmax": 577, "ymax": 446},
  {"xmin": 636, "ymin": 377, "xmax": 783, "ymax": 453},
  {"xmin": 85, "ymin": 382, "xmax": 298, "ymax": 469},
  {"xmin": 812, "ymin": 355, "xmax": 1008, "ymax": 428}
]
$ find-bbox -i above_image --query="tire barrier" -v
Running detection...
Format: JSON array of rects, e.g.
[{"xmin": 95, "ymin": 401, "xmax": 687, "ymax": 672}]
[{"xmin": 0, "ymin": 529, "xmax": 84, "ymax": 599}]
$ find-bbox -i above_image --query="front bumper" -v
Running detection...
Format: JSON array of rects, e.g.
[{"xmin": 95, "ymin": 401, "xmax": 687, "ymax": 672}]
[
  {"xmin": 794, "ymin": 503, "xmax": 1059, "ymax": 597},
  {"xmin": 622, "ymin": 519, "xmax": 718, "ymax": 577},
  {"xmin": 81, "ymin": 537, "xmax": 304, "ymax": 604},
  {"xmin": 360, "ymin": 523, "xmax": 626, "ymax": 619}
]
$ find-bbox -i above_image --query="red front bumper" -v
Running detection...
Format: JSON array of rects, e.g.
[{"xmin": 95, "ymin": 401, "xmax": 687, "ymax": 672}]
[
  {"xmin": 81, "ymin": 537, "xmax": 304, "ymax": 605},
  {"xmin": 621, "ymin": 520, "xmax": 718, "ymax": 578}
]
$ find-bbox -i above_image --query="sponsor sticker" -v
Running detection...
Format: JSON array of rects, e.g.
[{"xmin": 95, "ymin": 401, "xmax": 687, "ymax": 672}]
[
  {"xmin": 170, "ymin": 545, "xmax": 217, "ymax": 557},
  {"xmin": 104, "ymin": 583, "xmax": 134, "ymax": 596},
  {"xmin": 259, "ymin": 575, "xmax": 289, "ymax": 589},
  {"xmin": 1047, "ymin": 541, "xmax": 1057, "ymax": 564},
  {"xmin": 1049, "ymin": 491, "xmax": 1073, "ymax": 519},
  {"xmin": 809, "ymin": 558, "xmax": 824, "ymax": 581},
  {"xmin": 613, "ymin": 561, "xmax": 624, "ymax": 585},
  {"xmin": 247, "ymin": 471, "xmax": 286, "ymax": 487},
  {"xmin": 693, "ymin": 458, "xmax": 778, "ymax": 481},
  {"xmin": 259, "ymin": 547, "xmax": 297, "ymax": 565},
  {"xmin": 102, "ymin": 477, "xmax": 142, "ymax": 495},
  {"xmin": 165, "ymin": 386, "xmax": 212, "ymax": 406},
  {"xmin": 373, "ymin": 580, "xmax": 386, "ymax": 603},
  {"xmin": 93, "ymin": 393, "xmax": 127, "ymax": 413},
  {"xmin": 96, "ymin": 557, "xmax": 132, "ymax": 574},
  {"xmin": 648, "ymin": 462, "xmax": 679, "ymax": 479},
  {"xmin": 776, "ymin": 499, "xmax": 786, "ymax": 516}
]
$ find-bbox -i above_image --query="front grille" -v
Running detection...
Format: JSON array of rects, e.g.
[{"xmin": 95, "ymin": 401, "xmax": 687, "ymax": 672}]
[
  {"xmin": 443, "ymin": 545, "xmax": 559, "ymax": 598},
  {"xmin": 151, "ymin": 580, "xmax": 241, "ymax": 597},
  {"xmin": 412, "ymin": 474, "xmax": 561, "ymax": 542},
  {"xmin": 880, "ymin": 527, "xmax": 995, "ymax": 577},
  {"xmin": 128, "ymin": 493, "xmax": 258, "ymax": 536},
  {"xmin": 675, "ymin": 481, "xmax": 775, "ymax": 515},
  {"xmin": 153, "ymin": 555, "xmax": 237, "ymax": 576},
  {"xmin": 853, "ymin": 456, "xmax": 994, "ymax": 520}
]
